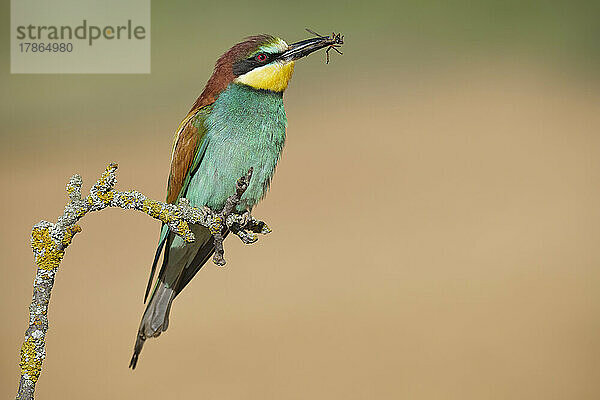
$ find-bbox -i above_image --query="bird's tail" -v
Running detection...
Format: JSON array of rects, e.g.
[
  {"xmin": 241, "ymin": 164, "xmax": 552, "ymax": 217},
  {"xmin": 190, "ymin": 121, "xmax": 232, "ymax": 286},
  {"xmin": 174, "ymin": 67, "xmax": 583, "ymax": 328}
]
[
  {"xmin": 129, "ymin": 281, "xmax": 175, "ymax": 369},
  {"xmin": 129, "ymin": 224, "xmax": 214, "ymax": 369}
]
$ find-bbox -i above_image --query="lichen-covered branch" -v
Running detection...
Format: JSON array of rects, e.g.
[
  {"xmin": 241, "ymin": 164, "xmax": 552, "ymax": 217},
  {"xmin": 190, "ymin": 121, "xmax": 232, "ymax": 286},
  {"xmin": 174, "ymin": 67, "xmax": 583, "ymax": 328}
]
[{"xmin": 16, "ymin": 162, "xmax": 270, "ymax": 400}]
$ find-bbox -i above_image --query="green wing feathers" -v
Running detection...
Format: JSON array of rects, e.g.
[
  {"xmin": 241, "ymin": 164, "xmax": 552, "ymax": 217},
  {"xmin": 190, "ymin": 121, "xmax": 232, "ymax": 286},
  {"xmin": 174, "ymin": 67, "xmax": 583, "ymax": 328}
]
[{"xmin": 144, "ymin": 106, "xmax": 211, "ymax": 303}]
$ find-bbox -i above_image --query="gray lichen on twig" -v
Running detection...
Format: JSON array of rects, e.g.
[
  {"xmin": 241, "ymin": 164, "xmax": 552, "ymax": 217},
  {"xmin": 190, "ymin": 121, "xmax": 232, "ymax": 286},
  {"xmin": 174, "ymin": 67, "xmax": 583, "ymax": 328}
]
[{"xmin": 16, "ymin": 162, "xmax": 270, "ymax": 400}]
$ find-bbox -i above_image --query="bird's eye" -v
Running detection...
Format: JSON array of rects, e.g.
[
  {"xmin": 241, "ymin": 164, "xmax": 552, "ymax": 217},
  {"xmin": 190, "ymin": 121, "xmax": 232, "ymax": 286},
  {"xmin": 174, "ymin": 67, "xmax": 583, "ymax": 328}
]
[{"xmin": 255, "ymin": 53, "xmax": 268, "ymax": 62}]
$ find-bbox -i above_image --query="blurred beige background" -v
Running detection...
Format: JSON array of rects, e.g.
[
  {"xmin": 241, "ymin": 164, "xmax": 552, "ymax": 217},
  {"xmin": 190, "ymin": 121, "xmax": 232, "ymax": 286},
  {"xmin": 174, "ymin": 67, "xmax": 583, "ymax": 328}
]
[{"xmin": 2, "ymin": 1, "xmax": 600, "ymax": 399}]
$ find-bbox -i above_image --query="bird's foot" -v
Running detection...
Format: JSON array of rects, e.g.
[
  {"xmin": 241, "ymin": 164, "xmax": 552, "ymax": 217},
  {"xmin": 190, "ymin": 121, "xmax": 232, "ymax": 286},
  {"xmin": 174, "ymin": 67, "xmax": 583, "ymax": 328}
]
[
  {"xmin": 228, "ymin": 211, "xmax": 272, "ymax": 245},
  {"xmin": 206, "ymin": 168, "xmax": 271, "ymax": 266}
]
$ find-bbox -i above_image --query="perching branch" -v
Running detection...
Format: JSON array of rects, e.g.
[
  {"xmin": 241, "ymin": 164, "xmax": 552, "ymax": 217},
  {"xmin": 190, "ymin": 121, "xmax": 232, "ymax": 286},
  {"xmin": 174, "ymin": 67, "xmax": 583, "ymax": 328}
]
[{"xmin": 16, "ymin": 162, "xmax": 270, "ymax": 400}]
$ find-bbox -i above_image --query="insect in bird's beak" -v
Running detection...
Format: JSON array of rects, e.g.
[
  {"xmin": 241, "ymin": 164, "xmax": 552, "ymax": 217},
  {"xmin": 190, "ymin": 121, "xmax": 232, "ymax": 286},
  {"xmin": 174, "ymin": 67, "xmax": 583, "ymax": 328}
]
[{"xmin": 279, "ymin": 29, "xmax": 344, "ymax": 64}]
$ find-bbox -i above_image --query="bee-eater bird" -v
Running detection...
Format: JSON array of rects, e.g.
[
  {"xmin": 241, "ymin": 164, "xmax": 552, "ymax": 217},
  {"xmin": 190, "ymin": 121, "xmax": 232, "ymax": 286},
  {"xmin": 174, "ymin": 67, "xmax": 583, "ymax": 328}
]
[{"xmin": 130, "ymin": 33, "xmax": 343, "ymax": 368}]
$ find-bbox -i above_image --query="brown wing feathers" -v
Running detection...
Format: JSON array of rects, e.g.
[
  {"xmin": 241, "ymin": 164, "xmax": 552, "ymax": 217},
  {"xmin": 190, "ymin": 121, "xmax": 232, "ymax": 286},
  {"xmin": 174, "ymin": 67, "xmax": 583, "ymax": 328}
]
[{"xmin": 166, "ymin": 117, "xmax": 199, "ymax": 204}]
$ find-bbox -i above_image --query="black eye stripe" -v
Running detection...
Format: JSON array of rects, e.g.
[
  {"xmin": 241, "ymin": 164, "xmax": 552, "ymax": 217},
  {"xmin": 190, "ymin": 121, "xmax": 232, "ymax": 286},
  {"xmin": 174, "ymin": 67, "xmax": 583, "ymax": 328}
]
[{"xmin": 232, "ymin": 52, "xmax": 280, "ymax": 76}]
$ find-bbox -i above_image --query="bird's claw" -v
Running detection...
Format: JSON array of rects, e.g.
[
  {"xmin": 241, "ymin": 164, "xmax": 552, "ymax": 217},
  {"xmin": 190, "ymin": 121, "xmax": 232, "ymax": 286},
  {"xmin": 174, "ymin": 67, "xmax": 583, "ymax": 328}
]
[
  {"xmin": 229, "ymin": 212, "xmax": 271, "ymax": 244},
  {"xmin": 246, "ymin": 216, "xmax": 271, "ymax": 235},
  {"xmin": 235, "ymin": 230, "xmax": 258, "ymax": 244},
  {"xmin": 203, "ymin": 168, "xmax": 274, "ymax": 266}
]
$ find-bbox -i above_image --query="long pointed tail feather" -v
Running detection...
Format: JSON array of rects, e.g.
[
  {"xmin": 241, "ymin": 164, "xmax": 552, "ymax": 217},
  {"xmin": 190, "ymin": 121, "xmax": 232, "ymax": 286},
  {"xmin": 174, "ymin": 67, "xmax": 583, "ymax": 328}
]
[
  {"xmin": 129, "ymin": 333, "xmax": 145, "ymax": 369},
  {"xmin": 144, "ymin": 226, "xmax": 170, "ymax": 303},
  {"xmin": 130, "ymin": 282, "xmax": 175, "ymax": 369}
]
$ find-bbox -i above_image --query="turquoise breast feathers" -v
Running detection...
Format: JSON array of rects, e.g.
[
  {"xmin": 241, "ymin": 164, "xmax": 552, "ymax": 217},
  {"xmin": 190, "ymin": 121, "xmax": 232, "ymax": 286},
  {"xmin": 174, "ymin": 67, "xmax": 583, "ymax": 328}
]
[{"xmin": 186, "ymin": 83, "xmax": 287, "ymax": 211}]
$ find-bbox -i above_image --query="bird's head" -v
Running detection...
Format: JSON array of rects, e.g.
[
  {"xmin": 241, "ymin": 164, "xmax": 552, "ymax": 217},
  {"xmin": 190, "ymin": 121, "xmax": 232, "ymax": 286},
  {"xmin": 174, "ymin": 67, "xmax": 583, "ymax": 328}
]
[
  {"xmin": 231, "ymin": 35, "xmax": 296, "ymax": 92},
  {"xmin": 194, "ymin": 33, "xmax": 341, "ymax": 108}
]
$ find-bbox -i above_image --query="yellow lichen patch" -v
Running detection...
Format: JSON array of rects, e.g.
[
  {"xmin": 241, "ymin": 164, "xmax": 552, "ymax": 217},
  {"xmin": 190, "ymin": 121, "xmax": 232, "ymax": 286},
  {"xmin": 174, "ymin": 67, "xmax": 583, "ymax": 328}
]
[
  {"xmin": 96, "ymin": 190, "xmax": 114, "ymax": 205},
  {"xmin": 31, "ymin": 225, "xmax": 80, "ymax": 271},
  {"xmin": 142, "ymin": 199, "xmax": 164, "ymax": 219},
  {"xmin": 158, "ymin": 208, "xmax": 171, "ymax": 223},
  {"xmin": 210, "ymin": 217, "xmax": 223, "ymax": 235},
  {"xmin": 62, "ymin": 225, "xmax": 81, "ymax": 247},
  {"xmin": 31, "ymin": 227, "xmax": 63, "ymax": 271},
  {"xmin": 93, "ymin": 164, "xmax": 118, "ymax": 192},
  {"xmin": 177, "ymin": 220, "xmax": 194, "ymax": 242},
  {"xmin": 20, "ymin": 336, "xmax": 42, "ymax": 383},
  {"xmin": 101, "ymin": 163, "xmax": 118, "ymax": 181}
]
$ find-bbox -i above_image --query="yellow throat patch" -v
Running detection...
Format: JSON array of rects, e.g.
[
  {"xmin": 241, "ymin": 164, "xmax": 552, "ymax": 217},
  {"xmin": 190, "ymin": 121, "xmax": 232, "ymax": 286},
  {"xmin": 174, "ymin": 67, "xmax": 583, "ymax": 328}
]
[{"xmin": 234, "ymin": 61, "xmax": 295, "ymax": 92}]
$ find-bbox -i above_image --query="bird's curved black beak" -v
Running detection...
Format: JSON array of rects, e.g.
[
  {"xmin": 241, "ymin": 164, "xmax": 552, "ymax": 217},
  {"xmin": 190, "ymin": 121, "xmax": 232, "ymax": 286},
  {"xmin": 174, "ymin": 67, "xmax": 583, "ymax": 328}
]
[{"xmin": 280, "ymin": 33, "xmax": 343, "ymax": 62}]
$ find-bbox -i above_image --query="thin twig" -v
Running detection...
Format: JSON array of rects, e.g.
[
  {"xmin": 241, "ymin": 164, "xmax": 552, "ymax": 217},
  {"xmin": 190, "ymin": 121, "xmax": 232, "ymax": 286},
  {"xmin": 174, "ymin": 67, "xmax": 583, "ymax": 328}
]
[{"xmin": 16, "ymin": 163, "xmax": 270, "ymax": 400}]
